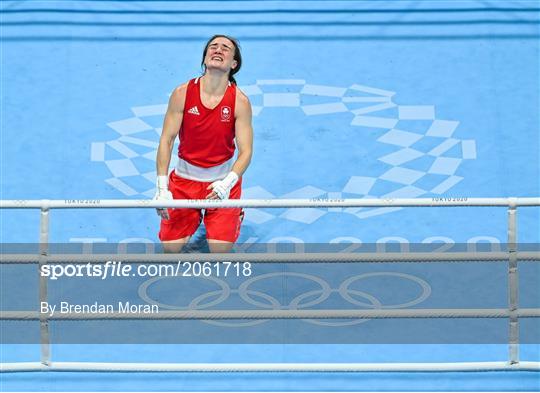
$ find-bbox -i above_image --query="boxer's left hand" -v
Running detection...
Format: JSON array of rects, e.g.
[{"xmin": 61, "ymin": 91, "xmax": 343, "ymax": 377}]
[{"xmin": 206, "ymin": 171, "xmax": 239, "ymax": 200}]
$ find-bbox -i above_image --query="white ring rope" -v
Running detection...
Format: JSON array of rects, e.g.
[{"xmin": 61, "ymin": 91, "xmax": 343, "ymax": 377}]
[
  {"xmin": 2, "ymin": 308, "xmax": 540, "ymax": 320},
  {"xmin": 0, "ymin": 197, "xmax": 539, "ymax": 209},
  {"xmin": 2, "ymin": 251, "xmax": 539, "ymax": 264},
  {"xmin": 1, "ymin": 361, "xmax": 539, "ymax": 373}
]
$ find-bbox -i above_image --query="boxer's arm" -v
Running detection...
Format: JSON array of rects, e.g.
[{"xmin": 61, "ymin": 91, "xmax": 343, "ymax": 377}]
[
  {"xmin": 156, "ymin": 84, "xmax": 187, "ymax": 177},
  {"xmin": 231, "ymin": 90, "xmax": 253, "ymax": 176},
  {"xmin": 154, "ymin": 84, "xmax": 186, "ymax": 217}
]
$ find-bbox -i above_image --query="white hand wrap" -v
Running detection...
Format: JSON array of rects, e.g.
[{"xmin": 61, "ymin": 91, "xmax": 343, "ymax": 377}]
[
  {"xmin": 154, "ymin": 175, "xmax": 173, "ymax": 219},
  {"xmin": 209, "ymin": 172, "xmax": 239, "ymax": 200}
]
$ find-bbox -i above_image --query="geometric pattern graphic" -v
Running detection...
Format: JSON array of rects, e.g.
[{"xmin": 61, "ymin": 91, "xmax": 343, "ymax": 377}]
[{"xmin": 91, "ymin": 80, "xmax": 476, "ymax": 224}]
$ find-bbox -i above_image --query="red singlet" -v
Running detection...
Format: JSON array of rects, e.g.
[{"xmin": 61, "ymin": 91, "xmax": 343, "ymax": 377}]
[{"xmin": 178, "ymin": 77, "xmax": 236, "ymax": 168}]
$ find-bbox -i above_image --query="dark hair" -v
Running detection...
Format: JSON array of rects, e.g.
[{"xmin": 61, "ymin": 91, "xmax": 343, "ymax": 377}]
[{"xmin": 201, "ymin": 34, "xmax": 242, "ymax": 85}]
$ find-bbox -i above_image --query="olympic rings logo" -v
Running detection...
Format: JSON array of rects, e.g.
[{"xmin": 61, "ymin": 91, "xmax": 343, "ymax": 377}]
[{"xmin": 138, "ymin": 272, "xmax": 431, "ymax": 327}]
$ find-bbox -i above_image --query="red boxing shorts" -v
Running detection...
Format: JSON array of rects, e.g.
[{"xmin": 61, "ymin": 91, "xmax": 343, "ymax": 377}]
[{"xmin": 158, "ymin": 171, "xmax": 243, "ymax": 242}]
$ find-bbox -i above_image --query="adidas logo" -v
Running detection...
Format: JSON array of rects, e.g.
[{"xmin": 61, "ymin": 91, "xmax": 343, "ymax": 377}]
[{"xmin": 187, "ymin": 106, "xmax": 200, "ymax": 115}]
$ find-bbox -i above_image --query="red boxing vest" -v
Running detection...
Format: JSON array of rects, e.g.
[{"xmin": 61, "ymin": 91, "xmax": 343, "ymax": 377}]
[{"xmin": 178, "ymin": 77, "xmax": 236, "ymax": 168}]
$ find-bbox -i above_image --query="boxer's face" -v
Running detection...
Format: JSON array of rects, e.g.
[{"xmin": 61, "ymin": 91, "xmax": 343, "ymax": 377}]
[{"xmin": 204, "ymin": 37, "xmax": 237, "ymax": 73}]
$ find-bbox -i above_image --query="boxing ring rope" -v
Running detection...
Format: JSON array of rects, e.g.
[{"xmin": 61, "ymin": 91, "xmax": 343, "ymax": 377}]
[
  {"xmin": 4, "ymin": 361, "xmax": 540, "ymax": 373},
  {"xmin": 1, "ymin": 197, "xmax": 539, "ymax": 373},
  {"xmin": 2, "ymin": 251, "xmax": 540, "ymax": 263},
  {"xmin": 1, "ymin": 197, "xmax": 539, "ymax": 209},
  {"xmin": 4, "ymin": 308, "xmax": 540, "ymax": 320}
]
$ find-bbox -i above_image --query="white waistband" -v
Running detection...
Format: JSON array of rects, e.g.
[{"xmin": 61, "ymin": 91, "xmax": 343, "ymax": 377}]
[{"xmin": 175, "ymin": 157, "xmax": 233, "ymax": 182}]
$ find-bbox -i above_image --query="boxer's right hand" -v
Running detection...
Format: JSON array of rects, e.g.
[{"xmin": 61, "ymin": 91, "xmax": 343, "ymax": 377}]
[{"xmin": 154, "ymin": 175, "xmax": 173, "ymax": 220}]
